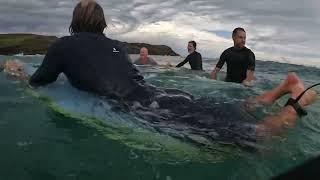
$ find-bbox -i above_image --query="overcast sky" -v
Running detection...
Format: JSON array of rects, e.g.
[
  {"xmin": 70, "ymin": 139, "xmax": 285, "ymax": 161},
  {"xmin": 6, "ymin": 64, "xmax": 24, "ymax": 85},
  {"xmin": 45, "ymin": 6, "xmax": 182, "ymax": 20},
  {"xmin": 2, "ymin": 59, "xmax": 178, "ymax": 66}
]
[{"xmin": 0, "ymin": 0, "xmax": 319, "ymax": 64}]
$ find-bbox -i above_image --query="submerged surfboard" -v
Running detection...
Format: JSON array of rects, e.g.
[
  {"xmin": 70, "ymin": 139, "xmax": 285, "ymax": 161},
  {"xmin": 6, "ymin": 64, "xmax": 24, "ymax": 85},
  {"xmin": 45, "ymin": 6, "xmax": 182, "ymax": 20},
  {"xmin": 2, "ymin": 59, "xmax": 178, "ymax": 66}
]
[{"xmin": 5, "ymin": 61, "xmax": 245, "ymax": 163}]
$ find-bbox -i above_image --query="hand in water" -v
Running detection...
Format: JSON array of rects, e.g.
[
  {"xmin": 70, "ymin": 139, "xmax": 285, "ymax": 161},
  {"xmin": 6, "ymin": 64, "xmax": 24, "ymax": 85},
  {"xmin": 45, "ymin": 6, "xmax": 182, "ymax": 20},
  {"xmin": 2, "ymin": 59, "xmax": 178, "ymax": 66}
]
[
  {"xmin": 3, "ymin": 60, "xmax": 28, "ymax": 81},
  {"xmin": 242, "ymin": 80, "xmax": 253, "ymax": 87},
  {"xmin": 210, "ymin": 71, "xmax": 217, "ymax": 80}
]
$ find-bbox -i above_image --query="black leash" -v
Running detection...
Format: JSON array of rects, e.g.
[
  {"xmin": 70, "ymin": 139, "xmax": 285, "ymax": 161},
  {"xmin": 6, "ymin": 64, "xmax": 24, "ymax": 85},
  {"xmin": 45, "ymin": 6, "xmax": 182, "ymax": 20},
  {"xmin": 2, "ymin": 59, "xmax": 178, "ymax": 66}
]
[
  {"xmin": 295, "ymin": 83, "xmax": 320, "ymax": 102},
  {"xmin": 285, "ymin": 83, "xmax": 320, "ymax": 116}
]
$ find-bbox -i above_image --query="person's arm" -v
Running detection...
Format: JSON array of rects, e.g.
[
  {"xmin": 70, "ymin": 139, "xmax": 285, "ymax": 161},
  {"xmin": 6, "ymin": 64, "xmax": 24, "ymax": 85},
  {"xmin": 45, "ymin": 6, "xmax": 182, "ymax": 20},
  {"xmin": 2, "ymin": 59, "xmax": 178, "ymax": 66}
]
[
  {"xmin": 210, "ymin": 52, "xmax": 226, "ymax": 80},
  {"xmin": 242, "ymin": 51, "xmax": 256, "ymax": 86},
  {"xmin": 176, "ymin": 56, "xmax": 190, "ymax": 68},
  {"xmin": 198, "ymin": 53, "xmax": 203, "ymax": 70},
  {"xmin": 29, "ymin": 40, "xmax": 63, "ymax": 87},
  {"xmin": 210, "ymin": 67, "xmax": 221, "ymax": 80},
  {"xmin": 242, "ymin": 70, "xmax": 255, "ymax": 86}
]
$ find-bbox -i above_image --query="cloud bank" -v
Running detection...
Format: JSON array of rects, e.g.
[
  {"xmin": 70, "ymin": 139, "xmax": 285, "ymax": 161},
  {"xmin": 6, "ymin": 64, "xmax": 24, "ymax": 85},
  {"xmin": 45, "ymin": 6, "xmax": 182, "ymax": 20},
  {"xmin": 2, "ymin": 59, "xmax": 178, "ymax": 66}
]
[{"xmin": 0, "ymin": 0, "xmax": 319, "ymax": 64}]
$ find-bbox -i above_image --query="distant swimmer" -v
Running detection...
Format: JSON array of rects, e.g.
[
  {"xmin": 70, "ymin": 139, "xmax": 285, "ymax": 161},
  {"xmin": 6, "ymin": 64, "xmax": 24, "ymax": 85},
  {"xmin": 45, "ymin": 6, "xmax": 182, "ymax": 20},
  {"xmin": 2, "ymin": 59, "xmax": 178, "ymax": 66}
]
[
  {"xmin": 3, "ymin": 0, "xmax": 318, "ymax": 149},
  {"xmin": 211, "ymin": 27, "xmax": 256, "ymax": 86},
  {"xmin": 133, "ymin": 47, "xmax": 158, "ymax": 65},
  {"xmin": 176, "ymin": 41, "xmax": 203, "ymax": 70}
]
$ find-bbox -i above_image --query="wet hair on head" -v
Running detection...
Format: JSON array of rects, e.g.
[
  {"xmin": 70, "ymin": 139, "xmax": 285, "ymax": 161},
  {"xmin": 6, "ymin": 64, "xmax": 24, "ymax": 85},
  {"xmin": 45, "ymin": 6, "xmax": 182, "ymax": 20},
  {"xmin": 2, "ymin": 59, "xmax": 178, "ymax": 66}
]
[
  {"xmin": 140, "ymin": 47, "xmax": 148, "ymax": 52},
  {"xmin": 188, "ymin": 41, "xmax": 197, "ymax": 49},
  {"xmin": 80, "ymin": 0, "xmax": 94, "ymax": 6},
  {"xmin": 69, "ymin": 0, "xmax": 107, "ymax": 34},
  {"xmin": 232, "ymin": 27, "xmax": 246, "ymax": 37}
]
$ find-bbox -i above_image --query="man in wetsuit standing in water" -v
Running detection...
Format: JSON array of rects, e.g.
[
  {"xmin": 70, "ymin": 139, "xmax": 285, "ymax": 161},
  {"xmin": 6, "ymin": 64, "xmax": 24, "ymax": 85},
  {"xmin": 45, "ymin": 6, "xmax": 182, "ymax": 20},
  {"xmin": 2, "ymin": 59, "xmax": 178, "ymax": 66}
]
[
  {"xmin": 176, "ymin": 41, "xmax": 203, "ymax": 70},
  {"xmin": 211, "ymin": 28, "xmax": 255, "ymax": 86}
]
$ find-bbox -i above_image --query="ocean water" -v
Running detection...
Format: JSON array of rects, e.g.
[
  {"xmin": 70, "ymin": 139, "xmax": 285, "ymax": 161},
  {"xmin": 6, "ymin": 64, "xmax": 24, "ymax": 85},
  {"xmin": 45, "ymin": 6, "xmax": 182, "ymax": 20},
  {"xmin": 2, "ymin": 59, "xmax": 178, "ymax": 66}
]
[{"xmin": 0, "ymin": 54, "xmax": 320, "ymax": 180}]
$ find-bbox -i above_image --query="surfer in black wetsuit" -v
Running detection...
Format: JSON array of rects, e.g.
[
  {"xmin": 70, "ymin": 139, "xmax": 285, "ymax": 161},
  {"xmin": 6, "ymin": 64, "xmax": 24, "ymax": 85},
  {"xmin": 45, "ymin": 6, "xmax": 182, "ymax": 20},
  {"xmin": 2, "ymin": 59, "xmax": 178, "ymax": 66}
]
[
  {"xmin": 3, "ymin": 0, "xmax": 318, "ymax": 149},
  {"xmin": 176, "ymin": 41, "xmax": 203, "ymax": 70},
  {"xmin": 211, "ymin": 27, "xmax": 255, "ymax": 86}
]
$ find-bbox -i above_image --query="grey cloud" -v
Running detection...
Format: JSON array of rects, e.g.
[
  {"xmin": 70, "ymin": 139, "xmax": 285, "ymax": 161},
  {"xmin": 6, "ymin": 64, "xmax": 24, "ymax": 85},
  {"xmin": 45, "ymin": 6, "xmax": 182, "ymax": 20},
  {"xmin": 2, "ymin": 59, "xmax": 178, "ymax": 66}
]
[{"xmin": 0, "ymin": 0, "xmax": 319, "ymax": 61}]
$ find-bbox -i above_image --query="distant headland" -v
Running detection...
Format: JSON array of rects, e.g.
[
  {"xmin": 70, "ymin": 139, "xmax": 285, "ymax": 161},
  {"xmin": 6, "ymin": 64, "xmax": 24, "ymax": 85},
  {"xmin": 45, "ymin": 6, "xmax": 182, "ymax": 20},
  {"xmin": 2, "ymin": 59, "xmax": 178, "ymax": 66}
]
[{"xmin": 0, "ymin": 34, "xmax": 180, "ymax": 56}]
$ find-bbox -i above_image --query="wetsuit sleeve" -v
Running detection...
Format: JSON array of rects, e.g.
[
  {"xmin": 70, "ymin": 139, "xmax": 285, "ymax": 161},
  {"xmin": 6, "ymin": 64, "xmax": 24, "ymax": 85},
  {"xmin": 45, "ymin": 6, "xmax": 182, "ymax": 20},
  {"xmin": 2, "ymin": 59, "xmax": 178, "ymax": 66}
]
[
  {"xmin": 29, "ymin": 41, "xmax": 63, "ymax": 87},
  {"xmin": 198, "ymin": 53, "xmax": 202, "ymax": 63},
  {"xmin": 248, "ymin": 51, "xmax": 256, "ymax": 71},
  {"xmin": 216, "ymin": 51, "xmax": 227, "ymax": 69},
  {"xmin": 176, "ymin": 55, "xmax": 190, "ymax": 68}
]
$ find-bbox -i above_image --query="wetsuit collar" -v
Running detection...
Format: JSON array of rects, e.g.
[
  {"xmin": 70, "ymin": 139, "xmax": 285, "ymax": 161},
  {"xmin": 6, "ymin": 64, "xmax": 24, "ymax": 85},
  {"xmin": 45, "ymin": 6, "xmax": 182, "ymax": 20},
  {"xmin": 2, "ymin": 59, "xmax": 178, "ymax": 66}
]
[
  {"xmin": 233, "ymin": 46, "xmax": 247, "ymax": 51},
  {"xmin": 75, "ymin": 32, "xmax": 105, "ymax": 37},
  {"xmin": 189, "ymin": 50, "xmax": 197, "ymax": 55}
]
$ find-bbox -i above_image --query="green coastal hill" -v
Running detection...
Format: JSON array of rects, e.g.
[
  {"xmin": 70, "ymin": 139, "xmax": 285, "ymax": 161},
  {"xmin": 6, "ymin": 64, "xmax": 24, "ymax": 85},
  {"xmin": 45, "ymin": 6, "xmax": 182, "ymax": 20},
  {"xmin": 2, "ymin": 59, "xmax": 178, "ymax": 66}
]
[{"xmin": 0, "ymin": 34, "xmax": 180, "ymax": 56}]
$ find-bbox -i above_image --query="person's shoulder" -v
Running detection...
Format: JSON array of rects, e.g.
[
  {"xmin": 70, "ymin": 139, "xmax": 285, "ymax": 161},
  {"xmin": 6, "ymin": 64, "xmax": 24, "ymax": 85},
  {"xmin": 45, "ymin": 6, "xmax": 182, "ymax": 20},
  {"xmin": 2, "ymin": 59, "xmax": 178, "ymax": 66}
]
[
  {"xmin": 46, "ymin": 35, "xmax": 73, "ymax": 52},
  {"xmin": 147, "ymin": 57, "xmax": 155, "ymax": 61},
  {"xmin": 244, "ymin": 47, "xmax": 253, "ymax": 52},
  {"xmin": 95, "ymin": 36, "xmax": 128, "ymax": 56},
  {"xmin": 224, "ymin": 47, "xmax": 233, "ymax": 53},
  {"xmin": 59, "ymin": 34, "xmax": 83, "ymax": 42},
  {"xmin": 245, "ymin": 47, "xmax": 255, "ymax": 56},
  {"xmin": 194, "ymin": 51, "xmax": 202, "ymax": 59},
  {"xmin": 59, "ymin": 35, "xmax": 72, "ymax": 40},
  {"xmin": 133, "ymin": 58, "xmax": 141, "ymax": 64},
  {"xmin": 221, "ymin": 47, "xmax": 233, "ymax": 55},
  {"xmin": 110, "ymin": 38, "xmax": 129, "ymax": 54},
  {"xmin": 104, "ymin": 37, "xmax": 125, "ymax": 48},
  {"xmin": 53, "ymin": 35, "xmax": 72, "ymax": 44},
  {"xmin": 148, "ymin": 57, "xmax": 158, "ymax": 65},
  {"xmin": 195, "ymin": 51, "xmax": 202, "ymax": 56},
  {"xmin": 226, "ymin": 47, "xmax": 234, "ymax": 51},
  {"xmin": 54, "ymin": 35, "xmax": 81, "ymax": 47}
]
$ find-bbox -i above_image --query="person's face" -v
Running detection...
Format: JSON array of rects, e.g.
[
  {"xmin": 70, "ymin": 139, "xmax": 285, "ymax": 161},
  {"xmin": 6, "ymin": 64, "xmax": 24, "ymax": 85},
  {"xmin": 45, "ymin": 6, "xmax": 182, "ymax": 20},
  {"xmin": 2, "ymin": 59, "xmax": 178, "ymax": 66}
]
[
  {"xmin": 187, "ymin": 43, "xmax": 195, "ymax": 53},
  {"xmin": 4, "ymin": 60, "xmax": 23, "ymax": 73},
  {"xmin": 140, "ymin": 48, "xmax": 148, "ymax": 59},
  {"xmin": 233, "ymin": 31, "xmax": 246, "ymax": 48},
  {"xmin": 3, "ymin": 60, "xmax": 26, "ymax": 79}
]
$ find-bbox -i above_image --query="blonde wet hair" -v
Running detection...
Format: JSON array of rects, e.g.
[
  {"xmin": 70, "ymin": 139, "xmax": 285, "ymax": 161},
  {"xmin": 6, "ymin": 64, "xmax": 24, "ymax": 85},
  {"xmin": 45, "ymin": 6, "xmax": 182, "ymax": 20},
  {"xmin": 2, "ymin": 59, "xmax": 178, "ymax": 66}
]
[
  {"xmin": 69, "ymin": 0, "xmax": 107, "ymax": 34},
  {"xmin": 80, "ymin": 0, "xmax": 95, "ymax": 7}
]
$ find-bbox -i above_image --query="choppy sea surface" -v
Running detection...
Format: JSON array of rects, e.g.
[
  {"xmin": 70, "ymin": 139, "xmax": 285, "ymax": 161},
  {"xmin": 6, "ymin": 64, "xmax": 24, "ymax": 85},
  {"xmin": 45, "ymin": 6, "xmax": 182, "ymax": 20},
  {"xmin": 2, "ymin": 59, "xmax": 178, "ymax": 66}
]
[{"xmin": 0, "ymin": 54, "xmax": 319, "ymax": 180}]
